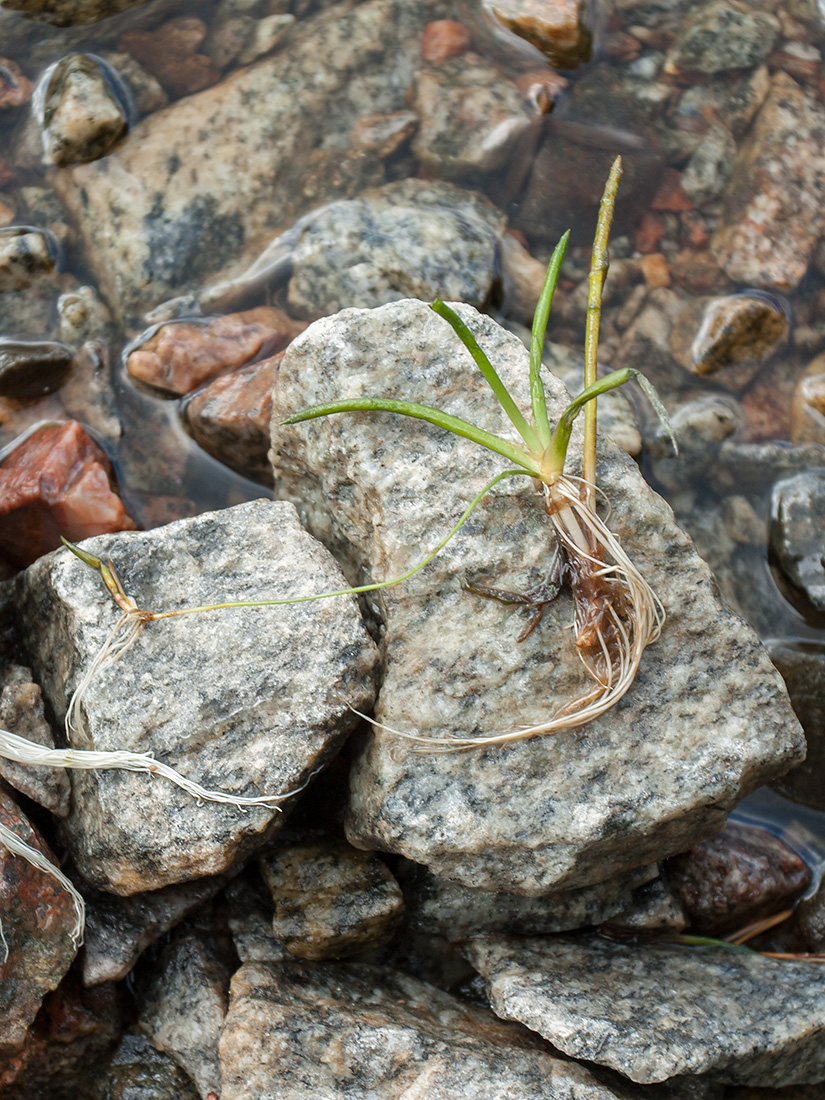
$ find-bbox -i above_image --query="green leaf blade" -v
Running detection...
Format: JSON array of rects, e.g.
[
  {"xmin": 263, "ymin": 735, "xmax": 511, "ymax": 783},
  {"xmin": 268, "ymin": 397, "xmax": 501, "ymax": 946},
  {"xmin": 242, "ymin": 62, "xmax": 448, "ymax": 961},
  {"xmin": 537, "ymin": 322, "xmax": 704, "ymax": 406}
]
[{"xmin": 529, "ymin": 230, "xmax": 570, "ymax": 449}]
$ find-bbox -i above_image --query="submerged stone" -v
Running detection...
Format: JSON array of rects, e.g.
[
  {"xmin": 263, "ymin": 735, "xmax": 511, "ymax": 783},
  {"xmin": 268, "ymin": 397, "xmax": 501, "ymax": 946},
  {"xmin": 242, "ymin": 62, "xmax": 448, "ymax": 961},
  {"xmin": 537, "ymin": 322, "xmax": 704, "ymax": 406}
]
[
  {"xmin": 770, "ymin": 469, "xmax": 825, "ymax": 613},
  {"xmin": 13, "ymin": 500, "xmax": 379, "ymax": 893},
  {"xmin": 464, "ymin": 935, "xmax": 825, "ymax": 1086},
  {"xmin": 36, "ymin": 54, "xmax": 128, "ymax": 167},
  {"xmin": 271, "ymin": 299, "xmax": 804, "ymax": 895}
]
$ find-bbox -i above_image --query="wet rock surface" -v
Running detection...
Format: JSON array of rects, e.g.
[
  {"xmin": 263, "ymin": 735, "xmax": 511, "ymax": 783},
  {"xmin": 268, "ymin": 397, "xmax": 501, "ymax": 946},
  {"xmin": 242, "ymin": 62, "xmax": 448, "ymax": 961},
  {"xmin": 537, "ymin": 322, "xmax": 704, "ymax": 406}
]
[
  {"xmin": 768, "ymin": 642, "xmax": 825, "ymax": 811},
  {"xmin": 219, "ymin": 958, "xmax": 636, "ymax": 1099},
  {"xmin": 13, "ymin": 500, "xmax": 379, "ymax": 893},
  {"xmin": 285, "ymin": 179, "xmax": 506, "ymax": 320},
  {"xmin": 36, "ymin": 54, "xmax": 128, "ymax": 167},
  {"xmin": 0, "ymin": 792, "xmax": 77, "ymax": 1057},
  {"xmin": 0, "ymin": 338, "xmax": 75, "ymax": 398},
  {"xmin": 260, "ymin": 836, "xmax": 404, "ymax": 959},
  {"xmin": 0, "ymin": 227, "xmax": 55, "ymax": 293},
  {"xmin": 79, "ymin": 1030, "xmax": 200, "ymax": 1100},
  {"xmin": 664, "ymin": 821, "xmax": 810, "ymax": 935},
  {"xmin": 0, "ymin": 420, "xmax": 135, "ymax": 569},
  {"xmin": 770, "ymin": 469, "xmax": 825, "ymax": 612},
  {"xmin": 489, "ymin": 0, "xmax": 589, "ymax": 67},
  {"xmin": 465, "ymin": 935, "xmax": 825, "ymax": 1086},
  {"xmin": 272, "ymin": 299, "xmax": 804, "ymax": 895}
]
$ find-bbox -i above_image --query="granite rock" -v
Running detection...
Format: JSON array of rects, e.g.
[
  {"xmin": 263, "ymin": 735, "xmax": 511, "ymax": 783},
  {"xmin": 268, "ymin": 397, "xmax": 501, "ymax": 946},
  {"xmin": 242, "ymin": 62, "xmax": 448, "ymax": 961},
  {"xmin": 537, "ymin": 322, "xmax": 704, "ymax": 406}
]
[
  {"xmin": 711, "ymin": 72, "xmax": 825, "ymax": 291},
  {"xmin": 79, "ymin": 1030, "xmax": 200, "ymax": 1100},
  {"xmin": 285, "ymin": 179, "xmax": 506, "ymax": 320},
  {"xmin": 610, "ymin": 875, "xmax": 688, "ymax": 932},
  {"xmin": 464, "ymin": 935, "xmax": 825, "ymax": 1086},
  {"xmin": 224, "ymin": 872, "xmax": 288, "ymax": 964},
  {"xmin": 0, "ymin": 664, "xmax": 70, "ymax": 816},
  {"xmin": 664, "ymin": 821, "xmax": 810, "ymax": 935},
  {"xmin": 219, "ymin": 958, "xmax": 638, "ymax": 1099},
  {"xmin": 0, "ymin": 792, "xmax": 78, "ymax": 1057},
  {"xmin": 271, "ymin": 299, "xmax": 804, "ymax": 895},
  {"xmin": 488, "ymin": 0, "xmax": 590, "ymax": 67},
  {"xmin": 665, "ymin": 0, "xmax": 779, "ymax": 74},
  {"xmin": 412, "ymin": 53, "xmax": 532, "ymax": 178},
  {"xmin": 260, "ymin": 836, "xmax": 404, "ymax": 959},
  {"xmin": 52, "ymin": 0, "xmax": 439, "ymax": 321},
  {"xmin": 679, "ymin": 123, "xmax": 737, "ymax": 208},
  {"xmin": 139, "ymin": 932, "xmax": 231, "ymax": 1098},
  {"xmin": 397, "ymin": 861, "xmax": 657, "ymax": 939},
  {"xmin": 13, "ymin": 500, "xmax": 379, "ymax": 893},
  {"xmin": 768, "ymin": 641, "xmax": 825, "ymax": 811},
  {"xmin": 36, "ymin": 54, "xmax": 129, "ymax": 167},
  {"xmin": 770, "ymin": 469, "xmax": 825, "ymax": 612},
  {"xmin": 0, "ymin": 227, "xmax": 55, "ymax": 293}
]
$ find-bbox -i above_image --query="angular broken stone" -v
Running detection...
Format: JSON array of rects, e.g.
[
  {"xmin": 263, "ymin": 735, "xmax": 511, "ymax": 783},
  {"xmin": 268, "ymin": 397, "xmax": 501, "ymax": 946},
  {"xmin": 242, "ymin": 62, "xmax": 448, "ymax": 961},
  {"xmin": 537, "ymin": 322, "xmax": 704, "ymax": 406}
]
[
  {"xmin": 0, "ymin": 664, "xmax": 70, "ymax": 817},
  {"xmin": 13, "ymin": 500, "xmax": 379, "ymax": 893},
  {"xmin": 79, "ymin": 1030, "xmax": 200, "ymax": 1100},
  {"xmin": 610, "ymin": 875, "xmax": 688, "ymax": 933},
  {"xmin": 219, "ymin": 958, "xmax": 638, "ymax": 1099},
  {"xmin": 489, "ymin": 0, "xmax": 590, "ymax": 68},
  {"xmin": 51, "ymin": 0, "xmax": 438, "ymax": 320},
  {"xmin": 665, "ymin": 0, "xmax": 779, "ymax": 74},
  {"xmin": 271, "ymin": 299, "xmax": 804, "ymax": 895},
  {"xmin": 712, "ymin": 72, "xmax": 825, "ymax": 291},
  {"xmin": 260, "ymin": 836, "xmax": 404, "ymax": 959},
  {"xmin": 398, "ymin": 861, "xmax": 657, "ymax": 940},
  {"xmin": 285, "ymin": 179, "xmax": 506, "ymax": 320},
  {"xmin": 464, "ymin": 935, "xmax": 825, "ymax": 1086},
  {"xmin": 768, "ymin": 641, "xmax": 825, "ymax": 812}
]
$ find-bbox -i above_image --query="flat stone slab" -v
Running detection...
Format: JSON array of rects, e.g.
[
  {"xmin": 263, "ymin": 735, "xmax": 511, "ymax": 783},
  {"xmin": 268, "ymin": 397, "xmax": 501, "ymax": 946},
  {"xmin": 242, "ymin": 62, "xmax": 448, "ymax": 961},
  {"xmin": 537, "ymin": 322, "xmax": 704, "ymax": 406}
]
[
  {"xmin": 219, "ymin": 958, "xmax": 639, "ymax": 1099},
  {"xmin": 271, "ymin": 298, "xmax": 804, "ymax": 894},
  {"xmin": 14, "ymin": 500, "xmax": 378, "ymax": 893},
  {"xmin": 465, "ymin": 935, "xmax": 825, "ymax": 1087}
]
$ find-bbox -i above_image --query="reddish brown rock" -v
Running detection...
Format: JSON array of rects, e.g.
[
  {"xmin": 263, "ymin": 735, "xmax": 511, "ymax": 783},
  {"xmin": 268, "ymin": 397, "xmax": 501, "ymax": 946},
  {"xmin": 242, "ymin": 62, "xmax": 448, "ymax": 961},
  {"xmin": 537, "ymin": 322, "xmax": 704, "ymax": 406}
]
[
  {"xmin": 632, "ymin": 211, "xmax": 666, "ymax": 254},
  {"xmin": 118, "ymin": 18, "xmax": 221, "ymax": 99},
  {"xmin": 0, "ymin": 973, "xmax": 121, "ymax": 1099},
  {"xmin": 0, "ymin": 420, "xmax": 135, "ymax": 569},
  {"xmin": 420, "ymin": 20, "xmax": 472, "ymax": 63},
  {"xmin": 0, "ymin": 793, "xmax": 78, "ymax": 1059},
  {"xmin": 669, "ymin": 249, "xmax": 731, "ymax": 295},
  {"xmin": 0, "ymin": 59, "xmax": 33, "ymax": 110},
  {"xmin": 651, "ymin": 168, "xmax": 694, "ymax": 213},
  {"xmin": 183, "ymin": 352, "xmax": 281, "ymax": 481},
  {"xmin": 665, "ymin": 821, "xmax": 810, "ymax": 936},
  {"xmin": 127, "ymin": 307, "xmax": 303, "ymax": 395},
  {"xmin": 740, "ymin": 356, "xmax": 797, "ymax": 442},
  {"xmin": 639, "ymin": 252, "xmax": 671, "ymax": 288}
]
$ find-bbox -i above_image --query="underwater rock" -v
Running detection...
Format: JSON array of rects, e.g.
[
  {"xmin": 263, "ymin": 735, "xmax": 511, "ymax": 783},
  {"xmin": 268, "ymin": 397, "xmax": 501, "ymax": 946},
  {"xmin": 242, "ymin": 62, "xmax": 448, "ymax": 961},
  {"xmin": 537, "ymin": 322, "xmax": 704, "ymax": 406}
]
[
  {"xmin": 0, "ymin": 420, "xmax": 135, "ymax": 569},
  {"xmin": 260, "ymin": 836, "xmax": 404, "ymax": 959},
  {"xmin": 285, "ymin": 179, "xmax": 506, "ymax": 319},
  {"xmin": 271, "ymin": 299, "xmax": 804, "ymax": 895},
  {"xmin": 768, "ymin": 641, "xmax": 825, "ymax": 812},
  {"xmin": 118, "ymin": 17, "xmax": 221, "ymax": 99},
  {"xmin": 0, "ymin": 792, "xmax": 78, "ymax": 1057},
  {"xmin": 79, "ymin": 1030, "xmax": 200, "ymax": 1100},
  {"xmin": 219, "ymin": 958, "xmax": 638, "ymax": 1099},
  {"xmin": 183, "ymin": 352, "xmax": 280, "ymax": 482},
  {"xmin": 488, "ymin": 0, "xmax": 589, "ymax": 68},
  {"xmin": 664, "ymin": 820, "xmax": 810, "ymax": 935},
  {"xmin": 0, "ymin": 664, "xmax": 70, "ymax": 816},
  {"xmin": 0, "ymin": 58, "xmax": 32, "ymax": 110},
  {"xmin": 53, "ymin": 0, "xmax": 437, "ymax": 321},
  {"xmin": 350, "ymin": 109, "xmax": 418, "ymax": 157},
  {"xmin": 139, "ymin": 932, "xmax": 231, "ymax": 1098},
  {"xmin": 126, "ymin": 307, "xmax": 302, "ymax": 395},
  {"xmin": 465, "ymin": 935, "xmax": 825, "ymax": 1086},
  {"xmin": 397, "ymin": 861, "xmax": 656, "ymax": 939},
  {"xmin": 420, "ymin": 18, "xmax": 472, "ymax": 63},
  {"xmin": 412, "ymin": 52, "xmax": 532, "ymax": 177},
  {"xmin": 14, "ymin": 500, "xmax": 379, "ymax": 893},
  {"xmin": 0, "ymin": 227, "xmax": 55, "ymax": 293},
  {"xmin": 712, "ymin": 72, "xmax": 825, "ymax": 291},
  {"xmin": 791, "ymin": 354, "xmax": 825, "ymax": 446},
  {"xmin": 665, "ymin": 0, "xmax": 779, "ymax": 74},
  {"xmin": 770, "ymin": 469, "xmax": 825, "ymax": 613},
  {"xmin": 36, "ymin": 54, "xmax": 128, "ymax": 167},
  {"xmin": 0, "ymin": 338, "xmax": 74, "ymax": 398}
]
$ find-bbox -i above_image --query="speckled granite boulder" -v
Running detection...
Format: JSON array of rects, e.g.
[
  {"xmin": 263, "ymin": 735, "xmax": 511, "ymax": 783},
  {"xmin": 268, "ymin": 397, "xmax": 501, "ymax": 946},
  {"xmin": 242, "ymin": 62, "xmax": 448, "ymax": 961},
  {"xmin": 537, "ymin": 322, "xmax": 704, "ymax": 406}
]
[
  {"xmin": 665, "ymin": 0, "xmax": 779, "ymax": 74},
  {"xmin": 13, "ymin": 499, "xmax": 379, "ymax": 893},
  {"xmin": 260, "ymin": 837, "xmax": 404, "ymax": 959},
  {"xmin": 139, "ymin": 933, "xmax": 230, "ymax": 1099},
  {"xmin": 286, "ymin": 179, "xmax": 506, "ymax": 319},
  {"xmin": 464, "ymin": 935, "xmax": 825, "ymax": 1086},
  {"xmin": 711, "ymin": 72, "xmax": 825, "ymax": 291},
  {"xmin": 51, "ymin": 0, "xmax": 438, "ymax": 320},
  {"xmin": 398, "ymin": 861, "xmax": 656, "ymax": 939},
  {"xmin": 271, "ymin": 299, "xmax": 804, "ymax": 895},
  {"xmin": 219, "ymin": 959, "xmax": 639, "ymax": 1099}
]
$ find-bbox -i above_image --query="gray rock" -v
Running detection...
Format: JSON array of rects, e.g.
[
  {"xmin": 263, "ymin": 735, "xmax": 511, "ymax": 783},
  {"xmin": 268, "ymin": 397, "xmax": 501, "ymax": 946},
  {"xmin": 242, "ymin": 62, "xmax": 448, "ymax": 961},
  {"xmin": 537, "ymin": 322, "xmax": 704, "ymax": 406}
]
[
  {"xmin": 464, "ymin": 935, "xmax": 825, "ymax": 1086},
  {"xmin": 13, "ymin": 499, "xmax": 379, "ymax": 893},
  {"xmin": 794, "ymin": 873, "xmax": 825, "ymax": 952},
  {"xmin": 139, "ymin": 932, "xmax": 231, "ymax": 1099},
  {"xmin": 79, "ymin": 1030, "xmax": 200, "ymax": 1100},
  {"xmin": 58, "ymin": 341, "xmax": 121, "ymax": 444},
  {"xmin": 224, "ymin": 872, "xmax": 288, "ymax": 963},
  {"xmin": 271, "ymin": 299, "xmax": 804, "ymax": 895},
  {"xmin": 665, "ymin": 0, "xmax": 779, "ymax": 73},
  {"xmin": 770, "ymin": 469, "xmax": 825, "ymax": 612},
  {"xmin": 51, "ymin": 0, "xmax": 438, "ymax": 321},
  {"xmin": 716, "ymin": 439, "xmax": 825, "ymax": 491},
  {"xmin": 0, "ymin": 664, "xmax": 70, "ymax": 816},
  {"xmin": 398, "ymin": 861, "xmax": 657, "ymax": 939},
  {"xmin": 82, "ymin": 870, "xmax": 237, "ymax": 985},
  {"xmin": 97, "ymin": 50, "xmax": 169, "ymax": 116},
  {"xmin": 610, "ymin": 876, "xmax": 688, "ymax": 932},
  {"xmin": 286, "ymin": 179, "xmax": 506, "ymax": 320},
  {"xmin": 680, "ymin": 123, "xmax": 737, "ymax": 208},
  {"xmin": 712, "ymin": 72, "xmax": 825, "ymax": 291},
  {"xmin": 36, "ymin": 54, "xmax": 129, "ymax": 166},
  {"xmin": 768, "ymin": 641, "xmax": 825, "ymax": 811},
  {"xmin": 0, "ymin": 226, "xmax": 55, "ymax": 292},
  {"xmin": 0, "ymin": 337, "xmax": 75, "ymax": 399},
  {"xmin": 219, "ymin": 958, "xmax": 638, "ymax": 1099},
  {"xmin": 412, "ymin": 52, "xmax": 531, "ymax": 177},
  {"xmin": 260, "ymin": 836, "xmax": 404, "ymax": 959}
]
